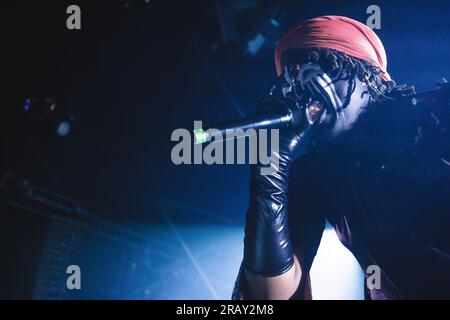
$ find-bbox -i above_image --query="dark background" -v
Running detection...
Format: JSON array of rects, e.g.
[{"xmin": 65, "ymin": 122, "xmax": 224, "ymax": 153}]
[
  {"xmin": 3, "ymin": 0, "xmax": 450, "ymax": 224},
  {"xmin": 1, "ymin": 0, "xmax": 449, "ymax": 299}
]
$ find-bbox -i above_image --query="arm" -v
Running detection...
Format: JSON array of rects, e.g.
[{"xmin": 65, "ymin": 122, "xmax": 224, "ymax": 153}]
[
  {"xmin": 242, "ymin": 123, "xmax": 314, "ymax": 299},
  {"xmin": 245, "ymin": 255, "xmax": 302, "ymax": 300}
]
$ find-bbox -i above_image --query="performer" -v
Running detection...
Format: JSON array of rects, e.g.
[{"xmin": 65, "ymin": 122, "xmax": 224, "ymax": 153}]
[{"xmin": 233, "ymin": 16, "xmax": 450, "ymax": 300}]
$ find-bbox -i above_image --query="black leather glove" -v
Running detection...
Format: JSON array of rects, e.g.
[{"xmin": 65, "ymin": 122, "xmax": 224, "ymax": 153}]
[{"xmin": 243, "ymin": 93, "xmax": 317, "ymax": 277}]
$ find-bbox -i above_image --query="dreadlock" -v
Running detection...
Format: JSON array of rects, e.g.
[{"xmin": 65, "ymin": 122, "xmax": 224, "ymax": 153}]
[{"xmin": 283, "ymin": 47, "xmax": 416, "ymax": 103}]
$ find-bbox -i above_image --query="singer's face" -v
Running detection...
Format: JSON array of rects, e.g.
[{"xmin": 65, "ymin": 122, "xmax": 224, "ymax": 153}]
[{"xmin": 285, "ymin": 62, "xmax": 371, "ymax": 138}]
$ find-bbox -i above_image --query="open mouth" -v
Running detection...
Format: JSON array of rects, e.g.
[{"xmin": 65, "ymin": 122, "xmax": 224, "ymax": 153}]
[{"xmin": 306, "ymin": 99, "xmax": 325, "ymax": 122}]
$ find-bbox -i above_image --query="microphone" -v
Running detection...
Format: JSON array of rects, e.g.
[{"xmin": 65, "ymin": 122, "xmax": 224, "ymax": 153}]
[
  {"xmin": 193, "ymin": 98, "xmax": 325, "ymax": 144},
  {"xmin": 193, "ymin": 112, "xmax": 295, "ymax": 144},
  {"xmin": 193, "ymin": 95, "xmax": 310, "ymax": 144}
]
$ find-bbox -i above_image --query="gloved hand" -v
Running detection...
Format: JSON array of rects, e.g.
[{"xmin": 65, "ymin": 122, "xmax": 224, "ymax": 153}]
[{"xmin": 243, "ymin": 94, "xmax": 317, "ymax": 277}]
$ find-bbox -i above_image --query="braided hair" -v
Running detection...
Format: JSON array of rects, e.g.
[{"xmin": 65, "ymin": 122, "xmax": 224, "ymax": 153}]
[{"xmin": 283, "ymin": 47, "xmax": 416, "ymax": 103}]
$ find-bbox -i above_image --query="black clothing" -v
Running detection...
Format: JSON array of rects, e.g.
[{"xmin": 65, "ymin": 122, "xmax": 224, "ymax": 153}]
[{"xmin": 233, "ymin": 100, "xmax": 450, "ymax": 299}]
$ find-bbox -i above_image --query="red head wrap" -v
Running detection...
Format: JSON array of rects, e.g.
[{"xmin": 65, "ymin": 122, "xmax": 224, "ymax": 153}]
[{"xmin": 275, "ymin": 16, "xmax": 391, "ymax": 81}]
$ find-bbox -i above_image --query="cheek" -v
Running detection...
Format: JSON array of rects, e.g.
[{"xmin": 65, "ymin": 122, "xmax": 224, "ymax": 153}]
[
  {"xmin": 331, "ymin": 82, "xmax": 369, "ymax": 136},
  {"xmin": 333, "ymin": 80, "xmax": 350, "ymax": 103}
]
